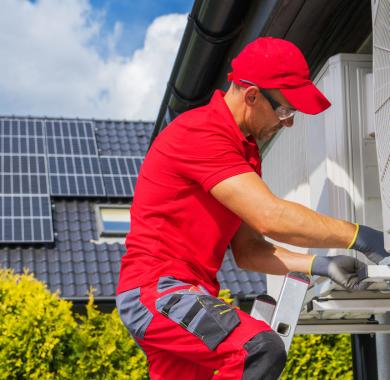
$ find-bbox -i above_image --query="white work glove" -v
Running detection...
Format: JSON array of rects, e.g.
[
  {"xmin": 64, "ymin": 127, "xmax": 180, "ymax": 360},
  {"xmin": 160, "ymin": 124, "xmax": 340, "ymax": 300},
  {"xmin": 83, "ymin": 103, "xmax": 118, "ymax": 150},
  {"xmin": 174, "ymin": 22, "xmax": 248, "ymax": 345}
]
[{"xmin": 310, "ymin": 255, "xmax": 368, "ymax": 291}]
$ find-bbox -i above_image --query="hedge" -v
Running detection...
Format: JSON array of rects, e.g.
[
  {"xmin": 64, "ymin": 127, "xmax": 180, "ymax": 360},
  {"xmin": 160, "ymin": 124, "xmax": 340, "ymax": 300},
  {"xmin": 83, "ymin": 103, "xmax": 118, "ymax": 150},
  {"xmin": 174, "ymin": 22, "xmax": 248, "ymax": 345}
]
[
  {"xmin": 0, "ymin": 268, "xmax": 352, "ymax": 379},
  {"xmin": 281, "ymin": 334, "xmax": 352, "ymax": 379},
  {"xmin": 0, "ymin": 269, "xmax": 148, "ymax": 380}
]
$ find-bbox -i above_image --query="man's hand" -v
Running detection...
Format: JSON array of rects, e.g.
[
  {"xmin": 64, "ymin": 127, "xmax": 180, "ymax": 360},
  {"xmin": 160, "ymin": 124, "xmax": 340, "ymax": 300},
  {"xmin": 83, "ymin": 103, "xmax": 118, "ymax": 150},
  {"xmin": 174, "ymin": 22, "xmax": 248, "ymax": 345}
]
[
  {"xmin": 350, "ymin": 224, "xmax": 390, "ymax": 264},
  {"xmin": 311, "ymin": 255, "xmax": 368, "ymax": 291}
]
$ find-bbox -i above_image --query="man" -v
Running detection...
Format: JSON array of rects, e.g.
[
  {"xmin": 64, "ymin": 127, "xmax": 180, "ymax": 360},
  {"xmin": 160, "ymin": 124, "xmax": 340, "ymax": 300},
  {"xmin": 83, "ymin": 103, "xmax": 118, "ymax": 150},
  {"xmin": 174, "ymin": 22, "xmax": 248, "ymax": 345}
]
[{"xmin": 116, "ymin": 37, "xmax": 388, "ymax": 379}]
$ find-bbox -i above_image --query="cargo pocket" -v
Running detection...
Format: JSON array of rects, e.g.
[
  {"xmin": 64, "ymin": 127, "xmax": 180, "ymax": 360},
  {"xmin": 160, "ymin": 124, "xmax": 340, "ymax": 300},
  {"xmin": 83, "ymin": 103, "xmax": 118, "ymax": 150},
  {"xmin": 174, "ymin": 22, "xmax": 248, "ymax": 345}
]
[
  {"xmin": 156, "ymin": 291, "xmax": 240, "ymax": 350},
  {"xmin": 116, "ymin": 288, "xmax": 153, "ymax": 340}
]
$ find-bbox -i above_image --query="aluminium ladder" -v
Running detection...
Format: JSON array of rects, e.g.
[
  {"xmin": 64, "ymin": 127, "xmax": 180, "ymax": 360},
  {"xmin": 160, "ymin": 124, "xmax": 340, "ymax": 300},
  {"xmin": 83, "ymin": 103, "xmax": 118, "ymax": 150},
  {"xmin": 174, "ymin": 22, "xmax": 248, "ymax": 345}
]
[{"xmin": 250, "ymin": 272, "xmax": 310, "ymax": 353}]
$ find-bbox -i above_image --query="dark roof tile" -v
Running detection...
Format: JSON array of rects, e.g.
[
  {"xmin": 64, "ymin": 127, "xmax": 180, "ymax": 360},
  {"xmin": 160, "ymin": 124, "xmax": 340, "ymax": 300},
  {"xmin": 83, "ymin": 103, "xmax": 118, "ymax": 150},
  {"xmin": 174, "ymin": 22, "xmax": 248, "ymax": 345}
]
[
  {"xmin": 35, "ymin": 261, "xmax": 48, "ymax": 276},
  {"xmin": 22, "ymin": 249, "xmax": 34, "ymax": 266},
  {"xmin": 61, "ymin": 261, "xmax": 73, "ymax": 273},
  {"xmin": 57, "ymin": 241, "xmax": 72, "ymax": 251},
  {"xmin": 78, "ymin": 202, "xmax": 90, "ymax": 212},
  {"xmin": 48, "ymin": 272, "xmax": 62, "ymax": 287},
  {"xmin": 83, "ymin": 242, "xmax": 96, "ymax": 253},
  {"xmin": 101, "ymin": 283, "xmax": 115, "ymax": 296},
  {"xmin": 98, "ymin": 261, "xmax": 111, "ymax": 273},
  {"xmin": 76, "ymin": 283, "xmax": 89, "ymax": 297},
  {"xmin": 59, "ymin": 250, "xmax": 72, "ymax": 263},
  {"xmin": 87, "ymin": 272, "xmax": 100, "ymax": 284},
  {"xmin": 74, "ymin": 262, "xmax": 86, "ymax": 274},
  {"xmin": 54, "ymin": 203, "xmax": 67, "ymax": 212},
  {"xmin": 74, "ymin": 272, "xmax": 87, "ymax": 285},
  {"xmin": 62, "ymin": 285, "xmax": 76, "ymax": 298},
  {"xmin": 236, "ymin": 270, "xmax": 250, "ymax": 283},
  {"xmin": 81, "ymin": 230, "xmax": 94, "ymax": 240},
  {"xmin": 85, "ymin": 252, "xmax": 98, "ymax": 264},
  {"xmin": 95, "ymin": 120, "xmax": 154, "ymax": 156}
]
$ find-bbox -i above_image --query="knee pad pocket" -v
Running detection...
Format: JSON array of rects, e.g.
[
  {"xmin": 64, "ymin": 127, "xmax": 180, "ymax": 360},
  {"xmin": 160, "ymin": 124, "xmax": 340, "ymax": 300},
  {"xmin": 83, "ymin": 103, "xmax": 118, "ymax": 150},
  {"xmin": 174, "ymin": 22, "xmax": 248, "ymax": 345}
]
[{"xmin": 243, "ymin": 331, "xmax": 287, "ymax": 380}]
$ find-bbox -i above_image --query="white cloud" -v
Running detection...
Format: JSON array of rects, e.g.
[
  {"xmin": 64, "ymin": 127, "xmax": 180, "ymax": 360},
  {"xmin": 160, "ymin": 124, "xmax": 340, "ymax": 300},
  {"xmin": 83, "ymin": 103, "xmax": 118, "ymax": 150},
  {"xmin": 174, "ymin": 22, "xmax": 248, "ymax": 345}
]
[{"xmin": 0, "ymin": 0, "xmax": 187, "ymax": 120}]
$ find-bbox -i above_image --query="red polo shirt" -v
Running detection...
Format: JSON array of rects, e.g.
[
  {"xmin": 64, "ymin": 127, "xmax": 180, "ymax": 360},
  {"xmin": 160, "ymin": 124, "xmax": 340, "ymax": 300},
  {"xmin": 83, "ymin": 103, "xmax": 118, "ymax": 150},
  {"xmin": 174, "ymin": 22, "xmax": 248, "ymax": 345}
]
[{"xmin": 116, "ymin": 90, "xmax": 262, "ymax": 296}]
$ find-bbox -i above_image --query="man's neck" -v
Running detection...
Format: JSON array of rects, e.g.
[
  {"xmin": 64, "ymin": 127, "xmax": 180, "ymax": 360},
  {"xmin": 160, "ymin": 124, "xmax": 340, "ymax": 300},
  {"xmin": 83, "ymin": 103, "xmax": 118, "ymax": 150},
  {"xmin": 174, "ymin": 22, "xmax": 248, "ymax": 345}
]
[{"xmin": 223, "ymin": 88, "xmax": 250, "ymax": 137}]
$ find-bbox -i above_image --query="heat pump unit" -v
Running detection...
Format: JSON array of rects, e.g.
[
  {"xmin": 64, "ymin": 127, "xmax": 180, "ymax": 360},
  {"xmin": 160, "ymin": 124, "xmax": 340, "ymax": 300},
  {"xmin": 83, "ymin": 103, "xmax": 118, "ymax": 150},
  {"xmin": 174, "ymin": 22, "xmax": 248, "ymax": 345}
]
[{"xmin": 262, "ymin": 54, "xmax": 382, "ymax": 297}]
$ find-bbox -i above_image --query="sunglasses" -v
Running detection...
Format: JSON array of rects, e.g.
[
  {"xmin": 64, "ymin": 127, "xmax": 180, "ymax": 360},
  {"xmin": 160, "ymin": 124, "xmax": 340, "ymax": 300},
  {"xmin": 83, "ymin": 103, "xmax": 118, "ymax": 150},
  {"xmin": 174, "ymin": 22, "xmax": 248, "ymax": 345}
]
[{"xmin": 239, "ymin": 79, "xmax": 297, "ymax": 120}]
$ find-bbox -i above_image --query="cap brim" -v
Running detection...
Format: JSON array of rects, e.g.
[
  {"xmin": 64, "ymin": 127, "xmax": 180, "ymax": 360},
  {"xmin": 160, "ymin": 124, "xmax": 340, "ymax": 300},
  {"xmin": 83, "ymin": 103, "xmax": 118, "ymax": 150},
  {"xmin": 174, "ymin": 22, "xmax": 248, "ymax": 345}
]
[{"xmin": 280, "ymin": 83, "xmax": 331, "ymax": 115}]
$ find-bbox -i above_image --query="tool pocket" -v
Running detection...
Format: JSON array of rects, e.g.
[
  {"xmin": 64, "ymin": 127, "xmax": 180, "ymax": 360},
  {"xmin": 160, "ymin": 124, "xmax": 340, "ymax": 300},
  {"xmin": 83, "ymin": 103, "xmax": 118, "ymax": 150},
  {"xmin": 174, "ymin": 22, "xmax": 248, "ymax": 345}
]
[
  {"xmin": 116, "ymin": 288, "xmax": 153, "ymax": 340},
  {"xmin": 156, "ymin": 291, "xmax": 240, "ymax": 350}
]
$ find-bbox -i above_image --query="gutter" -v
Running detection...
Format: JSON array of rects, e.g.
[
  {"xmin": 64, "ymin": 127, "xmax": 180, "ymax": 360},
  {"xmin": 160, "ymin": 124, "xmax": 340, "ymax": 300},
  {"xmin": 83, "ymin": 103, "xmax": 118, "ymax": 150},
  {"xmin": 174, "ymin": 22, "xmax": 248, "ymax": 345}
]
[{"xmin": 149, "ymin": 0, "xmax": 250, "ymax": 146}]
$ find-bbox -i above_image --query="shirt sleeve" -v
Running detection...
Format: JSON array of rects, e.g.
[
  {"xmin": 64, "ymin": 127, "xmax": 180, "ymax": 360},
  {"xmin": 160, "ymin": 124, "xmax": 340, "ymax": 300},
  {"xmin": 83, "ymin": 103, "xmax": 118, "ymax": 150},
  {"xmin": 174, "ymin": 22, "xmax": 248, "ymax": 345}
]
[{"xmin": 172, "ymin": 125, "xmax": 255, "ymax": 192}]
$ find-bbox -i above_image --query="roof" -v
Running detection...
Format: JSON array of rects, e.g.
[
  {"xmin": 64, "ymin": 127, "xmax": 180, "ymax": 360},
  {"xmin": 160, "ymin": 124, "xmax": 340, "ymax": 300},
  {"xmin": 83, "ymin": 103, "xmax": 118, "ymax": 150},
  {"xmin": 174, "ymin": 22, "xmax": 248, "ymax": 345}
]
[{"xmin": 0, "ymin": 117, "xmax": 266, "ymax": 299}]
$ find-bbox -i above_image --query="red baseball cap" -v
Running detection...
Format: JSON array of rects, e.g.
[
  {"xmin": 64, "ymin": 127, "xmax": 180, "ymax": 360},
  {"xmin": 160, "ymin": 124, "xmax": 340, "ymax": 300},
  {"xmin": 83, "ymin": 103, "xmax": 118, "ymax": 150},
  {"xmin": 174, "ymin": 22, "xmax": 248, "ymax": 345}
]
[{"xmin": 228, "ymin": 37, "xmax": 331, "ymax": 115}]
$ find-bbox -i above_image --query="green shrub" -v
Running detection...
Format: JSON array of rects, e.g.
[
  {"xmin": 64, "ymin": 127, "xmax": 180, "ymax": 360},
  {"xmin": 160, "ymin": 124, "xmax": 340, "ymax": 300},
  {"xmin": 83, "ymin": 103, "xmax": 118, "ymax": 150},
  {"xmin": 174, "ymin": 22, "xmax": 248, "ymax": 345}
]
[
  {"xmin": 0, "ymin": 269, "xmax": 77, "ymax": 379},
  {"xmin": 218, "ymin": 288, "xmax": 234, "ymax": 305},
  {"xmin": 69, "ymin": 293, "xmax": 148, "ymax": 380},
  {"xmin": 0, "ymin": 269, "xmax": 148, "ymax": 380},
  {"xmin": 282, "ymin": 334, "xmax": 353, "ymax": 379}
]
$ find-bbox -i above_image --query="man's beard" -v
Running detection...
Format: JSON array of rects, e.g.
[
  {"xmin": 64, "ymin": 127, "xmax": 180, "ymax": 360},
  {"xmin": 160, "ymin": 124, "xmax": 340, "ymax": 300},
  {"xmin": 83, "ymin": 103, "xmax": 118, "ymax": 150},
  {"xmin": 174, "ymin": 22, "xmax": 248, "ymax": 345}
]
[{"xmin": 259, "ymin": 123, "xmax": 282, "ymax": 141}]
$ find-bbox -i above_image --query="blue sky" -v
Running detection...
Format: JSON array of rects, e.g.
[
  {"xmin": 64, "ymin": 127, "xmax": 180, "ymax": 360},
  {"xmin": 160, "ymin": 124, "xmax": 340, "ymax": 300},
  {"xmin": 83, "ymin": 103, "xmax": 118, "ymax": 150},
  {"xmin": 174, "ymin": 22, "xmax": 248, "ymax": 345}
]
[
  {"xmin": 90, "ymin": 0, "xmax": 193, "ymax": 56},
  {"xmin": 1, "ymin": 0, "xmax": 193, "ymax": 120}
]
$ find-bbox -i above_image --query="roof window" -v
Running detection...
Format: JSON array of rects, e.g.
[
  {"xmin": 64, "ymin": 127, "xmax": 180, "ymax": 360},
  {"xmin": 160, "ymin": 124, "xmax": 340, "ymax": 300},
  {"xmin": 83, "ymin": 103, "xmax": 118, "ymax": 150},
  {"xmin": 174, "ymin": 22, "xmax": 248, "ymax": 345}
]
[{"xmin": 96, "ymin": 205, "xmax": 130, "ymax": 237}]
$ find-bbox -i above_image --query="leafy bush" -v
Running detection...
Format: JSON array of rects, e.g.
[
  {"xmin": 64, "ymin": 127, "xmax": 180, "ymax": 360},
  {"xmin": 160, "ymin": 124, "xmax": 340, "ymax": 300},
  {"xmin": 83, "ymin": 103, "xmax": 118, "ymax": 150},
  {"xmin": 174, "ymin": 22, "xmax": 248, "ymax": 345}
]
[
  {"xmin": 0, "ymin": 269, "xmax": 77, "ymax": 379},
  {"xmin": 70, "ymin": 294, "xmax": 148, "ymax": 380},
  {"xmin": 282, "ymin": 334, "xmax": 353, "ymax": 379},
  {"xmin": 0, "ymin": 269, "xmax": 148, "ymax": 380},
  {"xmin": 218, "ymin": 288, "xmax": 235, "ymax": 305},
  {"xmin": 0, "ymin": 269, "xmax": 352, "ymax": 379}
]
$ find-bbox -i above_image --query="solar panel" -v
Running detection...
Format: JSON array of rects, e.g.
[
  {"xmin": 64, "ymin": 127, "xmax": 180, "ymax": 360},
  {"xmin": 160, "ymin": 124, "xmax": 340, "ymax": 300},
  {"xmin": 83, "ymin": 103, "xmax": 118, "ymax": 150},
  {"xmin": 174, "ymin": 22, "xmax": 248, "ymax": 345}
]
[
  {"xmin": 46, "ymin": 120, "xmax": 105, "ymax": 196},
  {"xmin": 100, "ymin": 156, "xmax": 142, "ymax": 197},
  {"xmin": 0, "ymin": 118, "xmax": 53, "ymax": 243},
  {"xmin": 49, "ymin": 157, "xmax": 105, "ymax": 195},
  {"xmin": 46, "ymin": 120, "xmax": 94, "ymax": 138},
  {"xmin": 46, "ymin": 120, "xmax": 97, "ymax": 155},
  {"xmin": 0, "ymin": 119, "xmax": 45, "ymax": 154},
  {"xmin": 0, "ymin": 196, "xmax": 53, "ymax": 242}
]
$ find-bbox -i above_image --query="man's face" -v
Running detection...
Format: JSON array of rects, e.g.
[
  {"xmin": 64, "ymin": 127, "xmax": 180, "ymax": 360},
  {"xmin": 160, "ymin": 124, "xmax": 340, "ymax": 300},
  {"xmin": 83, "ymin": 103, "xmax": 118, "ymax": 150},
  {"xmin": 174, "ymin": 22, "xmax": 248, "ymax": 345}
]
[{"xmin": 243, "ymin": 87, "xmax": 295, "ymax": 141}]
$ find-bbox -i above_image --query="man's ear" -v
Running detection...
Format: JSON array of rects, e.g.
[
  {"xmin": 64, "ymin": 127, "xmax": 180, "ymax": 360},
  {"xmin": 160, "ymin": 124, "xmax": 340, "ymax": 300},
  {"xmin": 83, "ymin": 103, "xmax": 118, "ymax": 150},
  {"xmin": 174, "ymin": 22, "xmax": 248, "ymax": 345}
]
[{"xmin": 244, "ymin": 87, "xmax": 258, "ymax": 106}]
